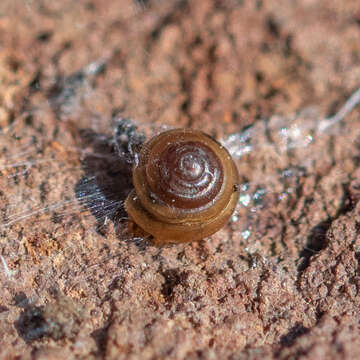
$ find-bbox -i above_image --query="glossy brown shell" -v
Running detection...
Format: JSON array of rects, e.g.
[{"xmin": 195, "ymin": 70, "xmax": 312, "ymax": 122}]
[{"xmin": 125, "ymin": 128, "xmax": 240, "ymax": 244}]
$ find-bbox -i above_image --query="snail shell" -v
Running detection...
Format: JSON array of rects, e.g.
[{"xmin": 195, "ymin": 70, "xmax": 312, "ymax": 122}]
[{"xmin": 125, "ymin": 128, "xmax": 240, "ymax": 244}]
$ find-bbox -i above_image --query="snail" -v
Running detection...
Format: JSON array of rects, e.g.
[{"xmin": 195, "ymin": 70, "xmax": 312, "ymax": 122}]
[{"xmin": 125, "ymin": 128, "xmax": 240, "ymax": 245}]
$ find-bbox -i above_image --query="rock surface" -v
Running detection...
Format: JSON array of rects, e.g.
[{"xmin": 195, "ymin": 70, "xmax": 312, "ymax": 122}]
[{"xmin": 0, "ymin": 0, "xmax": 360, "ymax": 359}]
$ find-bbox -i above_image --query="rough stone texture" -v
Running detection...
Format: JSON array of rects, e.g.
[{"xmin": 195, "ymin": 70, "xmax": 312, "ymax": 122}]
[{"xmin": 0, "ymin": 0, "xmax": 360, "ymax": 359}]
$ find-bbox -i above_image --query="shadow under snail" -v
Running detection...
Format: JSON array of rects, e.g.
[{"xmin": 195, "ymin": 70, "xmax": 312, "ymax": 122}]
[{"xmin": 125, "ymin": 128, "xmax": 240, "ymax": 245}]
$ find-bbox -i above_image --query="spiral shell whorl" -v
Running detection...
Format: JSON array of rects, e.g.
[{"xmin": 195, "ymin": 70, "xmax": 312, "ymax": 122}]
[{"xmin": 147, "ymin": 141, "xmax": 223, "ymax": 209}]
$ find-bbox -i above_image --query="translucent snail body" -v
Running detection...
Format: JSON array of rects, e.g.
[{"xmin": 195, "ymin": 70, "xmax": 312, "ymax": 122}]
[{"xmin": 125, "ymin": 129, "xmax": 240, "ymax": 245}]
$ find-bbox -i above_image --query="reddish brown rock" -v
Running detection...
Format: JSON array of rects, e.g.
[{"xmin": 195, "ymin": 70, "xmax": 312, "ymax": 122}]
[{"xmin": 0, "ymin": 0, "xmax": 360, "ymax": 359}]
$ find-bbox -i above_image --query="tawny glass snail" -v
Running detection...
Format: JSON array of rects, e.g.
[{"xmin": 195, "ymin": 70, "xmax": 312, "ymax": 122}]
[{"xmin": 125, "ymin": 128, "xmax": 240, "ymax": 245}]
